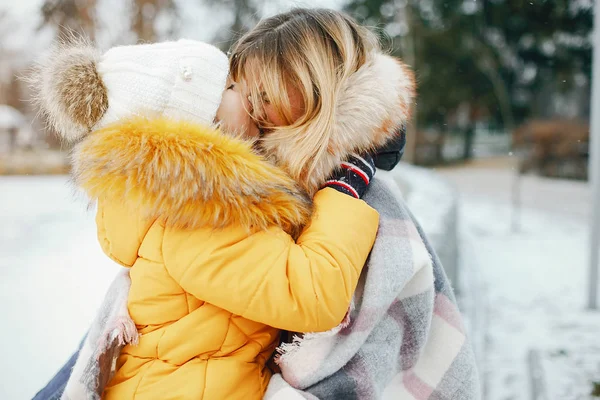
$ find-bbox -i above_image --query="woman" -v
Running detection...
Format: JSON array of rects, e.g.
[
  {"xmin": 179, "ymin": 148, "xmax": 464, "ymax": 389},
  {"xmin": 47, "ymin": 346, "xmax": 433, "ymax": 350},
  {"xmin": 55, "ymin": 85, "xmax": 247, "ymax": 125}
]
[{"xmin": 228, "ymin": 9, "xmax": 479, "ymax": 399}]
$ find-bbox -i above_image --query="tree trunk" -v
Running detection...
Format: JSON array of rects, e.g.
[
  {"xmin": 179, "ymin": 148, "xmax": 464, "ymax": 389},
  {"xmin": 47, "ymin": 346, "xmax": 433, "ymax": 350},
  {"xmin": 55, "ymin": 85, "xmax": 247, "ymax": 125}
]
[
  {"xmin": 463, "ymin": 125, "xmax": 475, "ymax": 161},
  {"xmin": 133, "ymin": 0, "xmax": 157, "ymax": 42},
  {"xmin": 474, "ymin": 53, "xmax": 514, "ymax": 134},
  {"xmin": 400, "ymin": 2, "xmax": 418, "ymax": 164}
]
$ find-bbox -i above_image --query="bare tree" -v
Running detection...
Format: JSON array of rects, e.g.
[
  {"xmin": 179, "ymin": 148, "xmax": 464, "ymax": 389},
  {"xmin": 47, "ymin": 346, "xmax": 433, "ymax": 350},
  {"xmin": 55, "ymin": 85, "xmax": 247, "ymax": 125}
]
[
  {"xmin": 131, "ymin": 0, "xmax": 177, "ymax": 43},
  {"xmin": 39, "ymin": 0, "xmax": 98, "ymax": 40},
  {"xmin": 0, "ymin": 12, "xmax": 23, "ymax": 107},
  {"xmin": 207, "ymin": 0, "xmax": 260, "ymax": 52}
]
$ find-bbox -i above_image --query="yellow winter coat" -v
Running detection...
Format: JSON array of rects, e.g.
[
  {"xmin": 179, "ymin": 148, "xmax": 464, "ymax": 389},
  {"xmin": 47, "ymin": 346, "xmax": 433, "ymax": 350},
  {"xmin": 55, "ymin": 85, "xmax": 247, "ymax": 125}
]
[{"xmin": 71, "ymin": 117, "xmax": 379, "ymax": 400}]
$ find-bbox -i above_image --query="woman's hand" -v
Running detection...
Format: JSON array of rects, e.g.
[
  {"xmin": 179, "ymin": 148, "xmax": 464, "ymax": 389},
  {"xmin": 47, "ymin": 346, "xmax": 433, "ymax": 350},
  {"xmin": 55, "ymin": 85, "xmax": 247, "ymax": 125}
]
[{"xmin": 322, "ymin": 153, "xmax": 376, "ymax": 199}]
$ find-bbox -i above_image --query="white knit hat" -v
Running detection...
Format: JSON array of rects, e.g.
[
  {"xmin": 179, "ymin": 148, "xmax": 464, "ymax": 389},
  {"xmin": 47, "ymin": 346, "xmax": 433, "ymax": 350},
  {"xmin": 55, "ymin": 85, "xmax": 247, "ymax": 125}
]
[
  {"xmin": 33, "ymin": 38, "xmax": 229, "ymax": 141},
  {"xmin": 97, "ymin": 40, "xmax": 228, "ymax": 129}
]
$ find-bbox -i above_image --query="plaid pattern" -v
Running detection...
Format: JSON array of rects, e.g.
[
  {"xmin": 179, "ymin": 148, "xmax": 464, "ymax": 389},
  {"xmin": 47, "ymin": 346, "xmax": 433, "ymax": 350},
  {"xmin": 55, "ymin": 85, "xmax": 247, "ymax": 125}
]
[
  {"xmin": 265, "ymin": 177, "xmax": 480, "ymax": 400},
  {"xmin": 61, "ymin": 269, "xmax": 139, "ymax": 400}
]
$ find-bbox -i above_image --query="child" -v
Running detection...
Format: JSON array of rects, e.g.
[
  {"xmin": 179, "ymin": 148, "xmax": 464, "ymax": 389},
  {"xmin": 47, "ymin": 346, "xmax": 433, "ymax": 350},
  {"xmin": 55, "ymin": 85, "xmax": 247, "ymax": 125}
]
[{"xmin": 33, "ymin": 39, "xmax": 379, "ymax": 399}]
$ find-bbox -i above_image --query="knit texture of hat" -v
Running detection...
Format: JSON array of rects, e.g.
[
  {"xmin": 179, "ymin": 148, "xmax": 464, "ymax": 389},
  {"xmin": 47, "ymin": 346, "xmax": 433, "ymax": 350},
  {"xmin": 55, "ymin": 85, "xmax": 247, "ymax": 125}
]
[{"xmin": 96, "ymin": 39, "xmax": 229, "ymax": 130}]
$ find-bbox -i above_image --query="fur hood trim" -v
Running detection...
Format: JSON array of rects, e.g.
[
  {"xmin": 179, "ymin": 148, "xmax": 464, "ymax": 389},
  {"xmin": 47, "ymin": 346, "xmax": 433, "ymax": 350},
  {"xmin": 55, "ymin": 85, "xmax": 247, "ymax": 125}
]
[
  {"xmin": 72, "ymin": 117, "xmax": 313, "ymax": 235},
  {"xmin": 260, "ymin": 53, "xmax": 416, "ymax": 196}
]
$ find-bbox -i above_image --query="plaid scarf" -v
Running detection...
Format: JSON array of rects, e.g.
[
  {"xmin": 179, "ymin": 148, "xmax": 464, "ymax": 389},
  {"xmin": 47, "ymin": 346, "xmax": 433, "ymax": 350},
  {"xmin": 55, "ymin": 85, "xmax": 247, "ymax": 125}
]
[
  {"xmin": 60, "ymin": 269, "xmax": 138, "ymax": 400},
  {"xmin": 264, "ymin": 177, "xmax": 480, "ymax": 400}
]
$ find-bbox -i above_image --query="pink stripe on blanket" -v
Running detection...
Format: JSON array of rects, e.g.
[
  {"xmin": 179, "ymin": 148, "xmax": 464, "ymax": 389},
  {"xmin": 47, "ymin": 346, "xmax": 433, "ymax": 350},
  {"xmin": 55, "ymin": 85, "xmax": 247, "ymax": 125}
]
[
  {"xmin": 387, "ymin": 299, "xmax": 405, "ymax": 325},
  {"xmin": 378, "ymin": 219, "xmax": 422, "ymax": 242},
  {"xmin": 347, "ymin": 355, "xmax": 377, "ymax": 399},
  {"xmin": 339, "ymin": 306, "xmax": 381, "ymax": 336},
  {"xmin": 433, "ymin": 294, "xmax": 464, "ymax": 333},
  {"xmin": 403, "ymin": 371, "xmax": 434, "ymax": 400}
]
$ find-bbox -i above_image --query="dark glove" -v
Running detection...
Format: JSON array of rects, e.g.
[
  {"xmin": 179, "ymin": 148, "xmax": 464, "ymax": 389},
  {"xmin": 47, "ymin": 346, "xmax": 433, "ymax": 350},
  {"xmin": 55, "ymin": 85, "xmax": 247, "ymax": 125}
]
[
  {"xmin": 322, "ymin": 153, "xmax": 376, "ymax": 199},
  {"xmin": 374, "ymin": 125, "xmax": 406, "ymax": 171}
]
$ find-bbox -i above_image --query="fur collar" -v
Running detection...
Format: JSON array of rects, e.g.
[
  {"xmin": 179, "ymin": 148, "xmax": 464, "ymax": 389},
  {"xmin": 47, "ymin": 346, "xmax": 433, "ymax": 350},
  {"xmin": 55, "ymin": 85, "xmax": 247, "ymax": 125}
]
[
  {"xmin": 71, "ymin": 117, "xmax": 312, "ymax": 235},
  {"xmin": 260, "ymin": 53, "xmax": 416, "ymax": 196}
]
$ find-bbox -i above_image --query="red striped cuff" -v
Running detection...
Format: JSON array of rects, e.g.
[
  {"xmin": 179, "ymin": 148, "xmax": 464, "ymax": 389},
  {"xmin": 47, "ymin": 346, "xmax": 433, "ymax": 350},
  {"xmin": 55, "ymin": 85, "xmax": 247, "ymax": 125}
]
[
  {"xmin": 322, "ymin": 180, "xmax": 360, "ymax": 198},
  {"xmin": 341, "ymin": 162, "xmax": 370, "ymax": 185}
]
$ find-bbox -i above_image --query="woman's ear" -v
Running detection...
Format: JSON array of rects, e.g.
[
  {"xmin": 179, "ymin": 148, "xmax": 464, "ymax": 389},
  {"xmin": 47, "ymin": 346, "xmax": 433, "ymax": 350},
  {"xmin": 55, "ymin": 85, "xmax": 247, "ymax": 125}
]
[{"xmin": 27, "ymin": 36, "xmax": 108, "ymax": 142}]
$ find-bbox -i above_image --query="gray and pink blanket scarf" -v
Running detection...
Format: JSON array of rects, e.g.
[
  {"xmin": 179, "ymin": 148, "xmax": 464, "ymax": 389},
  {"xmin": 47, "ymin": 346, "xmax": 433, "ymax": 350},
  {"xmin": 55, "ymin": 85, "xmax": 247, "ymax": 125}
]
[{"xmin": 63, "ymin": 177, "xmax": 480, "ymax": 400}]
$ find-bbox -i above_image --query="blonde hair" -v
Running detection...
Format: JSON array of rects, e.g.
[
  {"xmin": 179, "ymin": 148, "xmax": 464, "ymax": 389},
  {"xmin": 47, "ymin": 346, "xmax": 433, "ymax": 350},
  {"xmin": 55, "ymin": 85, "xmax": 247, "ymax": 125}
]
[{"xmin": 230, "ymin": 8, "xmax": 380, "ymax": 184}]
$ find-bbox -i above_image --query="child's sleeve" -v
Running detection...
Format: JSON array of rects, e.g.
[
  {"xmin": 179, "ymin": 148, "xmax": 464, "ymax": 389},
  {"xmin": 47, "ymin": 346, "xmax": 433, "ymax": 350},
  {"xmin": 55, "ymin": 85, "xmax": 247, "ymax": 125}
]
[
  {"xmin": 162, "ymin": 188, "xmax": 379, "ymax": 333},
  {"xmin": 96, "ymin": 199, "xmax": 152, "ymax": 268}
]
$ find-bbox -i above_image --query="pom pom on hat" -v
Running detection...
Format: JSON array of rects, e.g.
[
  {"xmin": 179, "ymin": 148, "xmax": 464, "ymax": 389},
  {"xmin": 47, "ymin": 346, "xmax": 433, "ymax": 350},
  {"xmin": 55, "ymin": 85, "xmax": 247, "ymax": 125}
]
[{"xmin": 28, "ymin": 37, "xmax": 108, "ymax": 142}]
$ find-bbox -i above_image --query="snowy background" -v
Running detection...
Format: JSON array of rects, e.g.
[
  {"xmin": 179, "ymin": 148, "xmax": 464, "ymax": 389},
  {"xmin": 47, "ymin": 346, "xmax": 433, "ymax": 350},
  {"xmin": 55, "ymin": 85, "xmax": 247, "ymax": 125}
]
[
  {"xmin": 441, "ymin": 163, "xmax": 600, "ymax": 400},
  {"xmin": 0, "ymin": 176, "xmax": 120, "ymax": 400},
  {"xmin": 0, "ymin": 0, "xmax": 597, "ymax": 399}
]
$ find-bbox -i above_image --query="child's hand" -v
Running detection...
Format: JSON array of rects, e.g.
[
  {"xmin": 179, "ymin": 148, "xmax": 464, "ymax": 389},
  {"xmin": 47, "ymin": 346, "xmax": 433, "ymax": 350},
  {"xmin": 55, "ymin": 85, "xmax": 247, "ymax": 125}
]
[{"xmin": 322, "ymin": 153, "xmax": 376, "ymax": 199}]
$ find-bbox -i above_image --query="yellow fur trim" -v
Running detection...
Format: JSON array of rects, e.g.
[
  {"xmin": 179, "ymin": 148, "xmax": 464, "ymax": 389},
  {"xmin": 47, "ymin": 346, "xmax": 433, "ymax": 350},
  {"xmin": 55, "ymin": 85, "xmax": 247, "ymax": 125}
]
[{"xmin": 72, "ymin": 117, "xmax": 312, "ymax": 234}]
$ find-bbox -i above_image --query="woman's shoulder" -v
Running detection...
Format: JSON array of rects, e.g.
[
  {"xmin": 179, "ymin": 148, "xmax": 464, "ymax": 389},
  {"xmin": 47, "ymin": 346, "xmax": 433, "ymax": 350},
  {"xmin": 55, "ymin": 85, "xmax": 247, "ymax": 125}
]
[{"xmin": 362, "ymin": 174, "xmax": 407, "ymax": 217}]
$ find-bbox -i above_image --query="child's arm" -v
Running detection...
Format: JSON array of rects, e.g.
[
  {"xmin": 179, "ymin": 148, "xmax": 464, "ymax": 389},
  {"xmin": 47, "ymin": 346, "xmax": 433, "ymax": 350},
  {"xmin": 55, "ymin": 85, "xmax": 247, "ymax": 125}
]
[{"xmin": 163, "ymin": 188, "xmax": 379, "ymax": 333}]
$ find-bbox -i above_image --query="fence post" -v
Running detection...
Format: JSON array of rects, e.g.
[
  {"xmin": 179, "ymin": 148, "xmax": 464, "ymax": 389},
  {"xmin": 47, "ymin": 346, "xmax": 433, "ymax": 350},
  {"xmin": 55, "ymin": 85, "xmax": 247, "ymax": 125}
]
[{"xmin": 587, "ymin": 1, "xmax": 600, "ymax": 310}]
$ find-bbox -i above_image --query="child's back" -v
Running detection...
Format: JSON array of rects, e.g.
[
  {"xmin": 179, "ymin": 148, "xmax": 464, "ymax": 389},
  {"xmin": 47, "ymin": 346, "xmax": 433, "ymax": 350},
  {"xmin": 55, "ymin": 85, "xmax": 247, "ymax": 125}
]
[
  {"xmin": 86, "ymin": 118, "xmax": 377, "ymax": 400},
  {"xmin": 33, "ymin": 40, "xmax": 379, "ymax": 399},
  {"xmin": 94, "ymin": 129, "xmax": 280, "ymax": 398}
]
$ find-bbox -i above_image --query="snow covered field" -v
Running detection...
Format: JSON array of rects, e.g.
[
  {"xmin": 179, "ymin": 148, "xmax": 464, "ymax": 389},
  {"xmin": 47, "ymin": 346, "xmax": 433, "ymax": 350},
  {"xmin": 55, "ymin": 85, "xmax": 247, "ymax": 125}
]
[
  {"xmin": 440, "ymin": 167, "xmax": 600, "ymax": 400},
  {"xmin": 0, "ymin": 176, "xmax": 120, "ymax": 400},
  {"xmin": 1, "ymin": 169, "xmax": 599, "ymax": 399}
]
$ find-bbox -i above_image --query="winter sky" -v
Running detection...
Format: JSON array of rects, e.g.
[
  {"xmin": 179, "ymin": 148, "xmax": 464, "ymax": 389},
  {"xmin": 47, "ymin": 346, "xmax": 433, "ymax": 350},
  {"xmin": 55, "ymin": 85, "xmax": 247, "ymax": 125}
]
[{"xmin": 0, "ymin": 0, "xmax": 348, "ymax": 55}]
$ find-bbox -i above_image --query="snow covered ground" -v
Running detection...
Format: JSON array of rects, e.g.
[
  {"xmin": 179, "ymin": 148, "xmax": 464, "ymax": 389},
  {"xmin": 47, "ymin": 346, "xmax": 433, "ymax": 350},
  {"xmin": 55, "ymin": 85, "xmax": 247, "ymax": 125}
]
[
  {"xmin": 0, "ymin": 176, "xmax": 120, "ymax": 400},
  {"xmin": 440, "ymin": 166, "xmax": 600, "ymax": 400},
  {"xmin": 2, "ymin": 169, "xmax": 600, "ymax": 399}
]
